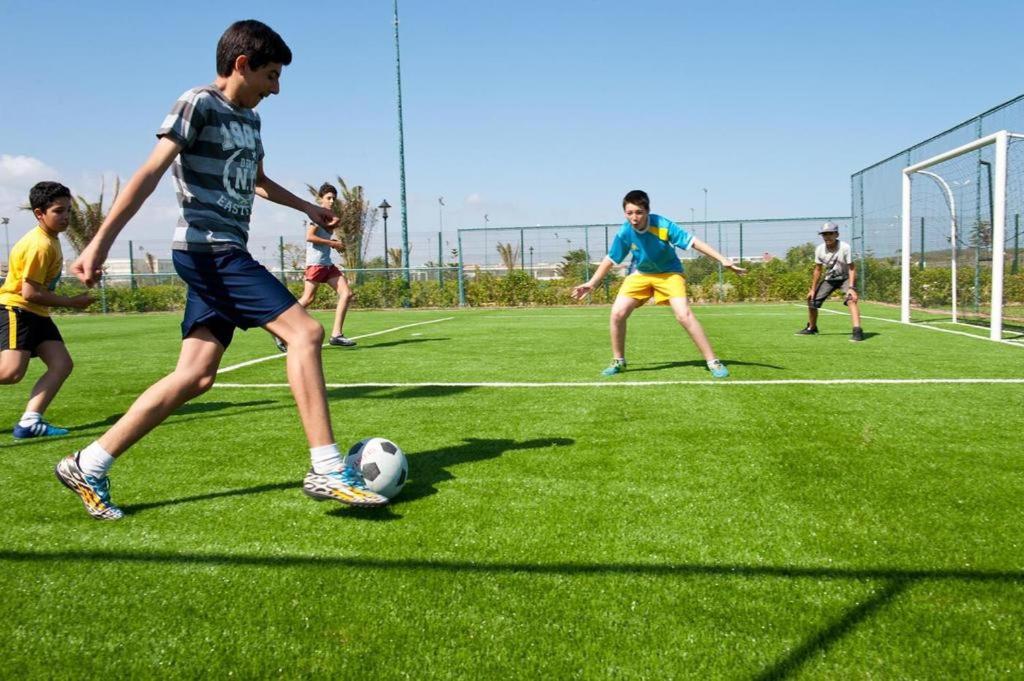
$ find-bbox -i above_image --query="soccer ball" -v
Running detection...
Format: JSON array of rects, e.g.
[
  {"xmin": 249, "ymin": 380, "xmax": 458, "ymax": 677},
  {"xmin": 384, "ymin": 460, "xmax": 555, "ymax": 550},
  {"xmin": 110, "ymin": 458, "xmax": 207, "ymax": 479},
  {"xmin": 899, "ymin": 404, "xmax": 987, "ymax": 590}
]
[{"xmin": 345, "ymin": 437, "xmax": 408, "ymax": 499}]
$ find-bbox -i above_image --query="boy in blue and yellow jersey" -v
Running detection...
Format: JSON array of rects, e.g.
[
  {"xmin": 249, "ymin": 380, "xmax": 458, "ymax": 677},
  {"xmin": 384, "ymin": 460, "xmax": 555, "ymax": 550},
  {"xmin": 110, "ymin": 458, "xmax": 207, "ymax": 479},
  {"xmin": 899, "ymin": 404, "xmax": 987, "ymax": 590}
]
[
  {"xmin": 53, "ymin": 20, "xmax": 387, "ymax": 521},
  {"xmin": 572, "ymin": 190, "xmax": 745, "ymax": 378},
  {"xmin": 1, "ymin": 182, "xmax": 93, "ymax": 438}
]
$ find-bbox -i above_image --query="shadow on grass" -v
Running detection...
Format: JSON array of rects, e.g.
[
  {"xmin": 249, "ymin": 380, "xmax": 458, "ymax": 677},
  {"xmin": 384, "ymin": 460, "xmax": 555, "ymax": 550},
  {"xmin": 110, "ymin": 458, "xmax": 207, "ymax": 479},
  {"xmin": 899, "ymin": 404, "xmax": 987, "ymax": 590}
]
[
  {"xmin": 1, "ymin": 549, "xmax": 1020, "ymax": 678},
  {"xmin": 400, "ymin": 436, "xmax": 575, "ymax": 504},
  {"xmin": 121, "ymin": 481, "xmax": 297, "ymax": 515},
  {"xmin": 355, "ymin": 337, "xmax": 451, "ymax": 350},
  {"xmin": 0, "ymin": 400, "xmax": 281, "ymax": 451},
  {"xmin": 325, "ymin": 385, "xmax": 476, "ymax": 401},
  {"xmin": 328, "ymin": 436, "xmax": 575, "ymax": 521},
  {"xmin": 627, "ymin": 359, "xmax": 785, "ymax": 373}
]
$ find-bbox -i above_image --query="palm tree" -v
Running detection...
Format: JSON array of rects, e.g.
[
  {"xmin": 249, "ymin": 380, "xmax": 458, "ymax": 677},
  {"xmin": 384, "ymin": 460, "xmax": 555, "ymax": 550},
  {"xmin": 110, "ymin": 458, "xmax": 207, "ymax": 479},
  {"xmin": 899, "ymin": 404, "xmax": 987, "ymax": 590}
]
[
  {"xmin": 65, "ymin": 177, "xmax": 120, "ymax": 256},
  {"xmin": 307, "ymin": 177, "xmax": 378, "ymax": 270},
  {"xmin": 496, "ymin": 242, "xmax": 520, "ymax": 273},
  {"xmin": 387, "ymin": 247, "xmax": 404, "ymax": 269}
]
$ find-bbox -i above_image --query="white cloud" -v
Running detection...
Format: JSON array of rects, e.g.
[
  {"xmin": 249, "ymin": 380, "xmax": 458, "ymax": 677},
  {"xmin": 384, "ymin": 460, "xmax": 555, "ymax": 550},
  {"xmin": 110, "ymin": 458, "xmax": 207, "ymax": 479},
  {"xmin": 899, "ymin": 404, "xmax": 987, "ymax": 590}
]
[
  {"xmin": 0, "ymin": 154, "xmax": 59, "ymax": 185},
  {"xmin": 0, "ymin": 155, "xmax": 61, "ymax": 226}
]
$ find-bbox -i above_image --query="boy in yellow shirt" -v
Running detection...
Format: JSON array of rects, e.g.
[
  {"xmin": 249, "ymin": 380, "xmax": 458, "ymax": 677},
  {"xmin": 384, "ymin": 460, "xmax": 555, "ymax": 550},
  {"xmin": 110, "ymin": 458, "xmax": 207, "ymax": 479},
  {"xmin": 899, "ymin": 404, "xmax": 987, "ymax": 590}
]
[{"xmin": 0, "ymin": 182, "xmax": 93, "ymax": 438}]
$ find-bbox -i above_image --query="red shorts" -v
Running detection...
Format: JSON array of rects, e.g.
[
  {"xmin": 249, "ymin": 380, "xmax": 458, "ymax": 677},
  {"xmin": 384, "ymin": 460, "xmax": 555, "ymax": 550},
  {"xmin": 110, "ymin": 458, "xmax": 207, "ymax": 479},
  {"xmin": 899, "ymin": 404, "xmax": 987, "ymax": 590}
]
[{"xmin": 305, "ymin": 265, "xmax": 342, "ymax": 283}]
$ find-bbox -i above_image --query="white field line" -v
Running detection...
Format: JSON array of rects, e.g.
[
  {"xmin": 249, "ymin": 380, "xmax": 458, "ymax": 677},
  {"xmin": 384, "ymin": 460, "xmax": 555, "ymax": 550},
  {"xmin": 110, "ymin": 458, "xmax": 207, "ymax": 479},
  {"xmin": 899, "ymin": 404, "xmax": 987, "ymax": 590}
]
[
  {"xmin": 216, "ymin": 317, "xmax": 454, "ymax": 375},
  {"xmin": 802, "ymin": 305, "xmax": 1024, "ymax": 347},
  {"xmin": 214, "ymin": 378, "xmax": 1024, "ymax": 389}
]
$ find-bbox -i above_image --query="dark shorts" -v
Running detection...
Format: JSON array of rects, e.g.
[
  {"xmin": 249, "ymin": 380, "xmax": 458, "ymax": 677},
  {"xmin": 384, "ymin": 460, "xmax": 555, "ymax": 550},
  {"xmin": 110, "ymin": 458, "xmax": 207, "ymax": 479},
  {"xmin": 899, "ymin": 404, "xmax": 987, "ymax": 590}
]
[
  {"xmin": 173, "ymin": 249, "xmax": 297, "ymax": 349},
  {"xmin": 305, "ymin": 264, "xmax": 342, "ymax": 283},
  {"xmin": 1, "ymin": 305, "xmax": 63, "ymax": 356},
  {"xmin": 810, "ymin": 279, "xmax": 852, "ymax": 308}
]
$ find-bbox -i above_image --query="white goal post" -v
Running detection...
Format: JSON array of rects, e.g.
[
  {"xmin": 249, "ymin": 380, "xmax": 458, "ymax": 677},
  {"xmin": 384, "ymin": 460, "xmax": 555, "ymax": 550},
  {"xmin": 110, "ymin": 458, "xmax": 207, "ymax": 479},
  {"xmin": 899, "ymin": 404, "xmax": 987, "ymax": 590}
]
[{"xmin": 901, "ymin": 129, "xmax": 1023, "ymax": 340}]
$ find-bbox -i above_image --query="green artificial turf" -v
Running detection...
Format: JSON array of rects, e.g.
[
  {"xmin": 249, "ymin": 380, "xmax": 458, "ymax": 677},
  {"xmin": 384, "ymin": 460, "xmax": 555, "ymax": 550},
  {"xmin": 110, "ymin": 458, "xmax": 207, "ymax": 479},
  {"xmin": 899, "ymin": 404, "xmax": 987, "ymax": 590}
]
[{"xmin": 2, "ymin": 303, "xmax": 1022, "ymax": 678}]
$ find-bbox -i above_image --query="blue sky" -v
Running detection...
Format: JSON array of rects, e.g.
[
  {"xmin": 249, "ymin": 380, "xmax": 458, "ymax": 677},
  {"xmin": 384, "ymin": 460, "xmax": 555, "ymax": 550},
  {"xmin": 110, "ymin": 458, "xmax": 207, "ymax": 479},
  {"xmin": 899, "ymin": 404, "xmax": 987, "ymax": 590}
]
[{"xmin": 2, "ymin": 0, "xmax": 1023, "ymax": 261}]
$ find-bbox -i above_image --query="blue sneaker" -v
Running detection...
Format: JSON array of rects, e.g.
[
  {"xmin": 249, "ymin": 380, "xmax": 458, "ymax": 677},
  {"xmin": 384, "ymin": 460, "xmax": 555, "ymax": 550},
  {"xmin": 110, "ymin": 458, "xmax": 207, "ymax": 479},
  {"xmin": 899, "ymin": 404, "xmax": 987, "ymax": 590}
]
[
  {"xmin": 708, "ymin": 360, "xmax": 730, "ymax": 379},
  {"xmin": 13, "ymin": 420, "xmax": 69, "ymax": 439},
  {"xmin": 303, "ymin": 466, "xmax": 389, "ymax": 508},
  {"xmin": 601, "ymin": 359, "xmax": 626, "ymax": 377},
  {"xmin": 54, "ymin": 454, "xmax": 124, "ymax": 520}
]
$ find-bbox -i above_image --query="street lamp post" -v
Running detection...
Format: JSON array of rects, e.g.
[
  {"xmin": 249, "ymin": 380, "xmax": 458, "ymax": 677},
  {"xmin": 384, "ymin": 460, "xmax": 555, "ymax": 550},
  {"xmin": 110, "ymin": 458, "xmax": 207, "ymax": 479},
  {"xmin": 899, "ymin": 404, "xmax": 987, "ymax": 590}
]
[
  {"xmin": 379, "ymin": 199, "xmax": 391, "ymax": 278},
  {"xmin": 1, "ymin": 217, "xmax": 9, "ymax": 270}
]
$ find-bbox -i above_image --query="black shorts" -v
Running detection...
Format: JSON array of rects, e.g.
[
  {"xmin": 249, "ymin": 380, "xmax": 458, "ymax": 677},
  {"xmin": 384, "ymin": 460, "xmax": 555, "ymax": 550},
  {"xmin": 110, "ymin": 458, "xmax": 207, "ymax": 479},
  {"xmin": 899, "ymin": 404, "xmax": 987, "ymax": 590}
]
[
  {"xmin": 810, "ymin": 279, "xmax": 853, "ymax": 308},
  {"xmin": 1, "ymin": 306, "xmax": 64, "ymax": 356}
]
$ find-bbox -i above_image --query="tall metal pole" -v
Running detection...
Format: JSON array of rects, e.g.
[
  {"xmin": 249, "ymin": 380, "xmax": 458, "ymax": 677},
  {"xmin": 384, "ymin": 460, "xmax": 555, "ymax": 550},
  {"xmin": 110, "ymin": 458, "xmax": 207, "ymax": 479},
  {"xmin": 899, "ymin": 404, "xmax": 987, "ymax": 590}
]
[
  {"xmin": 1014, "ymin": 213, "xmax": 1020, "ymax": 275},
  {"xmin": 1, "ymin": 217, "xmax": 10, "ymax": 269},
  {"xmin": 702, "ymin": 189, "xmax": 708, "ymax": 242},
  {"xmin": 919, "ymin": 217, "xmax": 925, "ymax": 270},
  {"xmin": 393, "ymin": 0, "xmax": 410, "ymax": 288}
]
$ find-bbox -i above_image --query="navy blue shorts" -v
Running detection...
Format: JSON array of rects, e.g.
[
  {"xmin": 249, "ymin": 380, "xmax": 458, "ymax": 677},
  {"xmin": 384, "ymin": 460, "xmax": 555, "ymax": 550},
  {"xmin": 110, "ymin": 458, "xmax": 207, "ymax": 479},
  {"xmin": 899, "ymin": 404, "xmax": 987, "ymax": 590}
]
[{"xmin": 173, "ymin": 249, "xmax": 296, "ymax": 348}]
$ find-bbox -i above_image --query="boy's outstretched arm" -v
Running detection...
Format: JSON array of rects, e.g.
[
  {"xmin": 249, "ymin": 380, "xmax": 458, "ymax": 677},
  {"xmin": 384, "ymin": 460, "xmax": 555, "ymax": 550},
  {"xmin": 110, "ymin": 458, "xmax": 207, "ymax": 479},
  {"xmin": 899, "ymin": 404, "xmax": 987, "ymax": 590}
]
[
  {"xmin": 690, "ymin": 237, "xmax": 747, "ymax": 275},
  {"xmin": 571, "ymin": 257, "xmax": 615, "ymax": 300},
  {"xmin": 71, "ymin": 137, "xmax": 183, "ymax": 287},
  {"xmin": 255, "ymin": 162, "xmax": 338, "ymax": 229}
]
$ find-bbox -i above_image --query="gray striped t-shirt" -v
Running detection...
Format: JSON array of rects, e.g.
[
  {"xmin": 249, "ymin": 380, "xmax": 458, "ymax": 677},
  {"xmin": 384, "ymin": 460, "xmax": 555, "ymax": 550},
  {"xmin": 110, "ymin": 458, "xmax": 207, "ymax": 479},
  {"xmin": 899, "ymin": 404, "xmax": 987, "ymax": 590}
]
[
  {"xmin": 158, "ymin": 86, "xmax": 265, "ymax": 252},
  {"xmin": 306, "ymin": 224, "xmax": 335, "ymax": 266}
]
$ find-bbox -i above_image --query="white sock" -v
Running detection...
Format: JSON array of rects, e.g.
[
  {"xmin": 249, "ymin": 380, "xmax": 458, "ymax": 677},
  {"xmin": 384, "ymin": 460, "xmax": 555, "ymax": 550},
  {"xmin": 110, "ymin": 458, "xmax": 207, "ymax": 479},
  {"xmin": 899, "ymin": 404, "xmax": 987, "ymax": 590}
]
[
  {"xmin": 19, "ymin": 411, "xmax": 42, "ymax": 427},
  {"xmin": 310, "ymin": 443, "xmax": 343, "ymax": 474},
  {"xmin": 706, "ymin": 358, "xmax": 720, "ymax": 367},
  {"xmin": 78, "ymin": 442, "xmax": 115, "ymax": 479}
]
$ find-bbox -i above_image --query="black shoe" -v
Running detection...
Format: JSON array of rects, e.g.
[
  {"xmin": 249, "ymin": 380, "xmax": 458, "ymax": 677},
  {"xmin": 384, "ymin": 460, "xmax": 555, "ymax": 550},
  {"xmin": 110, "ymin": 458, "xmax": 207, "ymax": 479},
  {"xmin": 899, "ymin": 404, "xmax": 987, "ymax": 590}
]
[
  {"xmin": 329, "ymin": 335, "xmax": 357, "ymax": 347},
  {"xmin": 850, "ymin": 327, "xmax": 864, "ymax": 342},
  {"xmin": 796, "ymin": 326, "xmax": 818, "ymax": 335}
]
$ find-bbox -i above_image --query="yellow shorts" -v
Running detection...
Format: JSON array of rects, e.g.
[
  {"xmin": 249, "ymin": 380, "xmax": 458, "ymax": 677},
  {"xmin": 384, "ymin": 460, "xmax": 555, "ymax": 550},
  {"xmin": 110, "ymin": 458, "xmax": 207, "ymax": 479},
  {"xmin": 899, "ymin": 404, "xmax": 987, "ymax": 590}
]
[{"xmin": 618, "ymin": 272, "xmax": 687, "ymax": 305}]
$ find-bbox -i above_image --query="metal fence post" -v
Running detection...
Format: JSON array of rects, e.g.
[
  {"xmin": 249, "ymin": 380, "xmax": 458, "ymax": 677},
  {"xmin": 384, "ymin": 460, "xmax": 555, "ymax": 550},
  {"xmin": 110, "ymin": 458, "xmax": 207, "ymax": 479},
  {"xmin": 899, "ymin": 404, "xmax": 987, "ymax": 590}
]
[
  {"xmin": 457, "ymin": 230, "xmax": 466, "ymax": 306},
  {"xmin": 278, "ymin": 236, "xmax": 286, "ymax": 285},
  {"xmin": 128, "ymin": 240, "xmax": 136, "ymax": 290}
]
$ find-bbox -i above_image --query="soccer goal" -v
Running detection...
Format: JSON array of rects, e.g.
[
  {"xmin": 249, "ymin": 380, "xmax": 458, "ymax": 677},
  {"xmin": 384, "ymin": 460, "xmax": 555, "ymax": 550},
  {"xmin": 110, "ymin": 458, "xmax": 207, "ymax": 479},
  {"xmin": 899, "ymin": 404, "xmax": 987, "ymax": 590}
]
[{"xmin": 901, "ymin": 130, "xmax": 1024, "ymax": 340}]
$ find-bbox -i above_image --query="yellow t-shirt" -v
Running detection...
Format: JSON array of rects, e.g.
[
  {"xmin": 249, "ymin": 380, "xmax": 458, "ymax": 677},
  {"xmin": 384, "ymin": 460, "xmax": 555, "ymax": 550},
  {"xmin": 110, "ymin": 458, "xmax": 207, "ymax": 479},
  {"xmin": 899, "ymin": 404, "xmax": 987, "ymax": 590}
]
[{"xmin": 0, "ymin": 226, "xmax": 63, "ymax": 317}]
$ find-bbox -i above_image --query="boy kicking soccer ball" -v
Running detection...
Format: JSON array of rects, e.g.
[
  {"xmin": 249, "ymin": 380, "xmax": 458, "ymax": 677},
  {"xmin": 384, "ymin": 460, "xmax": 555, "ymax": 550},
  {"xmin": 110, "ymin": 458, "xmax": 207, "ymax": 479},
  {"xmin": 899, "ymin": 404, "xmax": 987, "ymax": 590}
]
[
  {"xmin": 572, "ymin": 189, "xmax": 745, "ymax": 378},
  {"xmin": 55, "ymin": 20, "xmax": 388, "ymax": 520}
]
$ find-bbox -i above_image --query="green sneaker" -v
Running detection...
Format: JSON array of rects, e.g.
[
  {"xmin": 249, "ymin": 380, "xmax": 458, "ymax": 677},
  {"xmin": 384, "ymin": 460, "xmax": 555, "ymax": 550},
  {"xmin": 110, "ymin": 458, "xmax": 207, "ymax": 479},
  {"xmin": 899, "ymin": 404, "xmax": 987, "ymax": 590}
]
[
  {"xmin": 601, "ymin": 359, "xmax": 626, "ymax": 377},
  {"xmin": 708, "ymin": 359, "xmax": 730, "ymax": 379}
]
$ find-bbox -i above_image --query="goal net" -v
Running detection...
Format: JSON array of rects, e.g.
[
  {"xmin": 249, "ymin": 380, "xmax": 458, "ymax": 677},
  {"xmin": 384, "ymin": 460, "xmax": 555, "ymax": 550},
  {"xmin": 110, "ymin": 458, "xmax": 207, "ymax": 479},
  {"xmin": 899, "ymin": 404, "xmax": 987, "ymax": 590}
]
[{"xmin": 901, "ymin": 130, "xmax": 1024, "ymax": 341}]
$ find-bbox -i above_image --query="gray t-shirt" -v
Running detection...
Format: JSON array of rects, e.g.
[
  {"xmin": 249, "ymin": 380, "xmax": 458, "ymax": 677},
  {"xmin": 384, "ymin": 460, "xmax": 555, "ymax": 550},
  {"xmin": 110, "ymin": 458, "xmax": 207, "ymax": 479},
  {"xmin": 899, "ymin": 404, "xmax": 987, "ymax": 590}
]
[
  {"xmin": 306, "ymin": 225, "xmax": 335, "ymax": 267},
  {"xmin": 159, "ymin": 85, "xmax": 265, "ymax": 252},
  {"xmin": 815, "ymin": 241, "xmax": 853, "ymax": 281}
]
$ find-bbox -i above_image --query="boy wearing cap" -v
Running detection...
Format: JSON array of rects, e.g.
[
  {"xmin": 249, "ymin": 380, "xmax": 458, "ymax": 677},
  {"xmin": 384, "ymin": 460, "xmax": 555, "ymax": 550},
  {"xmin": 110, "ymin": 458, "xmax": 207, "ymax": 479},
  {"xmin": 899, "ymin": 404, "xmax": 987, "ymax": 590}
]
[{"xmin": 797, "ymin": 222, "xmax": 863, "ymax": 342}]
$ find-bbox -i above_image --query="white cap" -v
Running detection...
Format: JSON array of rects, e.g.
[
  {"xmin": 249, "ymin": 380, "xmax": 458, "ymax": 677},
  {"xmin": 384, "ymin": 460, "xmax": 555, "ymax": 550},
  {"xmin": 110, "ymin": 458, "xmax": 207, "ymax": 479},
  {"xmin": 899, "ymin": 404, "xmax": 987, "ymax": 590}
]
[{"xmin": 818, "ymin": 221, "xmax": 839, "ymax": 234}]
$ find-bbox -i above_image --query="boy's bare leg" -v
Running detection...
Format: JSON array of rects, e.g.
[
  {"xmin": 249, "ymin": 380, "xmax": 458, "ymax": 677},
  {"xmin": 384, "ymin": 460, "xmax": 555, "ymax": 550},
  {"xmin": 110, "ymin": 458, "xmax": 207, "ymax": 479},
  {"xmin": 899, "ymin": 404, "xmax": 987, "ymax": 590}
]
[
  {"xmin": 329, "ymin": 274, "xmax": 354, "ymax": 338},
  {"xmin": 0, "ymin": 348, "xmax": 31, "ymax": 385},
  {"xmin": 297, "ymin": 280, "xmax": 318, "ymax": 308},
  {"xmin": 668, "ymin": 297, "xmax": 716, "ymax": 361},
  {"xmin": 808, "ymin": 304, "xmax": 819, "ymax": 328},
  {"xmin": 848, "ymin": 298, "xmax": 861, "ymax": 327},
  {"xmin": 609, "ymin": 295, "xmax": 644, "ymax": 359},
  {"xmin": 264, "ymin": 303, "xmax": 333, "ymax": 448},
  {"xmin": 97, "ymin": 327, "xmax": 225, "ymax": 457},
  {"xmin": 24, "ymin": 340, "xmax": 74, "ymax": 414}
]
